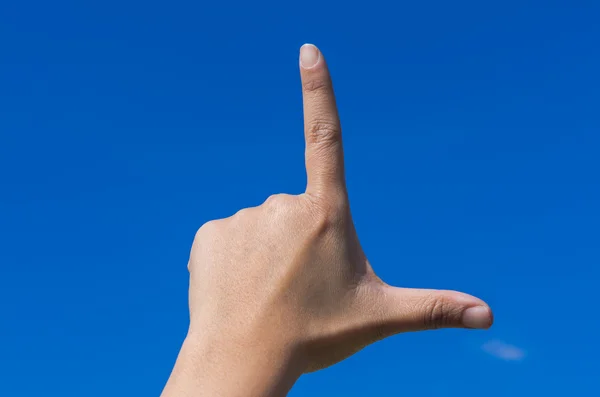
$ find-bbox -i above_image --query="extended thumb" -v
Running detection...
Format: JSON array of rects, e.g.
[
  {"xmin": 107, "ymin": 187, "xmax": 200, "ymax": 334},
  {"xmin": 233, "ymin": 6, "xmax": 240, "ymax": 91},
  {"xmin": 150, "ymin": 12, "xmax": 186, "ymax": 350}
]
[{"xmin": 364, "ymin": 285, "xmax": 493, "ymax": 336}]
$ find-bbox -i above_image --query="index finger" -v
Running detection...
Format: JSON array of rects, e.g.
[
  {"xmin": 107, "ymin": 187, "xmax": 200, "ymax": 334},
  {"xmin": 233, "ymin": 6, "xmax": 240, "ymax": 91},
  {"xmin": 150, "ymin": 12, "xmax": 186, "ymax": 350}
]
[{"xmin": 299, "ymin": 44, "xmax": 346, "ymax": 197}]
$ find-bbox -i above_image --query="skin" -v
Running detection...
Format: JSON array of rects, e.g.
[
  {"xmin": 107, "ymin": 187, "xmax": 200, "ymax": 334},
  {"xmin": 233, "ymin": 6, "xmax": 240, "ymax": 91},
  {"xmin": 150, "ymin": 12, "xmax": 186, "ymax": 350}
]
[{"xmin": 161, "ymin": 44, "xmax": 493, "ymax": 397}]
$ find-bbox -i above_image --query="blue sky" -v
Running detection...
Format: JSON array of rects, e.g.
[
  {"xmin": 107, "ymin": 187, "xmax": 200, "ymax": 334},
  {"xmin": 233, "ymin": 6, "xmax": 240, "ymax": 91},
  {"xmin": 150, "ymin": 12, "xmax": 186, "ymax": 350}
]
[{"xmin": 1, "ymin": 1, "xmax": 598, "ymax": 395}]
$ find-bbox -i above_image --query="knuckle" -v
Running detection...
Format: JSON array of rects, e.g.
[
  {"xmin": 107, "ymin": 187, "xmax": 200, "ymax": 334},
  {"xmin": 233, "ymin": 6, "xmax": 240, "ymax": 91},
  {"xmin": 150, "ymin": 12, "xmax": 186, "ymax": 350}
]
[
  {"xmin": 194, "ymin": 219, "xmax": 220, "ymax": 241},
  {"xmin": 308, "ymin": 190, "xmax": 347, "ymax": 219},
  {"xmin": 312, "ymin": 210, "xmax": 334, "ymax": 235},
  {"xmin": 422, "ymin": 294, "xmax": 455, "ymax": 330},
  {"xmin": 306, "ymin": 120, "xmax": 341, "ymax": 145},
  {"xmin": 302, "ymin": 77, "xmax": 331, "ymax": 93},
  {"xmin": 234, "ymin": 207, "xmax": 246, "ymax": 217},
  {"xmin": 264, "ymin": 194, "xmax": 301, "ymax": 217},
  {"xmin": 263, "ymin": 193, "xmax": 289, "ymax": 208},
  {"xmin": 307, "ymin": 196, "xmax": 347, "ymax": 234},
  {"xmin": 230, "ymin": 205, "xmax": 263, "ymax": 223},
  {"xmin": 232, "ymin": 207, "xmax": 251, "ymax": 220}
]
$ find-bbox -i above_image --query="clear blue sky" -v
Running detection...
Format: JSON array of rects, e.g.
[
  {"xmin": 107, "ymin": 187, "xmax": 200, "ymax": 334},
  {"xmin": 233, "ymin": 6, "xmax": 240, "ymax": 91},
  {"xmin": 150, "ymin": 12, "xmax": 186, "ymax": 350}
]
[{"xmin": 1, "ymin": 1, "xmax": 598, "ymax": 395}]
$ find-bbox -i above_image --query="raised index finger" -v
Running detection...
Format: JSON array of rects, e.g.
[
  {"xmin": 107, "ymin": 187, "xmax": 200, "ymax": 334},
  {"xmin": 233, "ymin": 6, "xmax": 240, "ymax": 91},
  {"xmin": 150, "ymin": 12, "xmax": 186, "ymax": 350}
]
[{"xmin": 299, "ymin": 44, "xmax": 346, "ymax": 197}]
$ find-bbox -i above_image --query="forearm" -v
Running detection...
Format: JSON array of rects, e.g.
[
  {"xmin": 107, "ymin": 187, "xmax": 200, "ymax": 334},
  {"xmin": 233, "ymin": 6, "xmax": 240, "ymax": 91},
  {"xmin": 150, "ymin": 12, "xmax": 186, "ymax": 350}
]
[{"xmin": 161, "ymin": 331, "xmax": 304, "ymax": 397}]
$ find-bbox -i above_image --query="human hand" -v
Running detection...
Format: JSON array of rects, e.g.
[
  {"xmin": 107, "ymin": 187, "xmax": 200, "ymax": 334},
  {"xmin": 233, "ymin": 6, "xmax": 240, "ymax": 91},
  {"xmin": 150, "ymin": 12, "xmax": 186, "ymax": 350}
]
[{"xmin": 162, "ymin": 44, "xmax": 493, "ymax": 397}]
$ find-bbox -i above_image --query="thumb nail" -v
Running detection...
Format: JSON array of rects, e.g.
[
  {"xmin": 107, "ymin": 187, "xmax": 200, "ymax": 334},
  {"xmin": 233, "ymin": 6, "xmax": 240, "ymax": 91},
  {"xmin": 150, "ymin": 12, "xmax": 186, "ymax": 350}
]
[{"xmin": 462, "ymin": 306, "xmax": 493, "ymax": 329}]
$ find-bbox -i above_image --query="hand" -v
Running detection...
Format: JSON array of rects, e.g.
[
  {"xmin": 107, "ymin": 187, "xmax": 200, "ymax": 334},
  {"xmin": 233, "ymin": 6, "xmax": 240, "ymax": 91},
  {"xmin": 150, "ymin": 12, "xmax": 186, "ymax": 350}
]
[{"xmin": 162, "ymin": 44, "xmax": 493, "ymax": 397}]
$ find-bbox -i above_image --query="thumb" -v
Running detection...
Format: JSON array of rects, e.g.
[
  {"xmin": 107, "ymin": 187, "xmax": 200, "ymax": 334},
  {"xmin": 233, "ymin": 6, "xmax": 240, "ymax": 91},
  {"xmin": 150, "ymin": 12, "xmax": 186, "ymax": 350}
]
[{"xmin": 362, "ymin": 285, "xmax": 493, "ymax": 338}]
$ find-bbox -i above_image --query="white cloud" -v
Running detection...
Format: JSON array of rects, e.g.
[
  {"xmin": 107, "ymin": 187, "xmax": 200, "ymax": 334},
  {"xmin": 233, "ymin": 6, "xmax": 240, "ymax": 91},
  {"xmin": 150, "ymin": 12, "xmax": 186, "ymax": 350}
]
[{"xmin": 482, "ymin": 340, "xmax": 525, "ymax": 361}]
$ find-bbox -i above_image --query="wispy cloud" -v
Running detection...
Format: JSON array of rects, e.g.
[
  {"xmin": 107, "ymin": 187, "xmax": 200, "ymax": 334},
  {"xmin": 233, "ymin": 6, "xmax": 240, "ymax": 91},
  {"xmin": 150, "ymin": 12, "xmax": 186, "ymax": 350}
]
[{"xmin": 482, "ymin": 340, "xmax": 525, "ymax": 361}]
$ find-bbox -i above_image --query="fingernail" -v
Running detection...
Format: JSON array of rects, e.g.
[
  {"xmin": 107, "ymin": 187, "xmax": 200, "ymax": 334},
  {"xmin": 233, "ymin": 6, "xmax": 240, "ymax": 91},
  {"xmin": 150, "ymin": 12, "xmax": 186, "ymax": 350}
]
[
  {"xmin": 462, "ymin": 306, "xmax": 492, "ymax": 329},
  {"xmin": 300, "ymin": 44, "xmax": 320, "ymax": 69}
]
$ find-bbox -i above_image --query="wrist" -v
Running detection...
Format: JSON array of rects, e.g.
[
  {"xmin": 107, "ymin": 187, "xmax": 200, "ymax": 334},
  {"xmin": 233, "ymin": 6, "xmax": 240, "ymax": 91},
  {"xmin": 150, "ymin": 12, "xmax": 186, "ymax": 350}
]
[{"xmin": 162, "ymin": 328, "xmax": 305, "ymax": 397}]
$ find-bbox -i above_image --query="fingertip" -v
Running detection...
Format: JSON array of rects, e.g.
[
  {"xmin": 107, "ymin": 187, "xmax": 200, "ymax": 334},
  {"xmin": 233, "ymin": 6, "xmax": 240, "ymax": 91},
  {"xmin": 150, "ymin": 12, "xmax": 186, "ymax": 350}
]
[
  {"xmin": 462, "ymin": 305, "xmax": 494, "ymax": 329},
  {"xmin": 300, "ymin": 43, "xmax": 321, "ymax": 70},
  {"xmin": 445, "ymin": 290, "xmax": 493, "ymax": 329}
]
